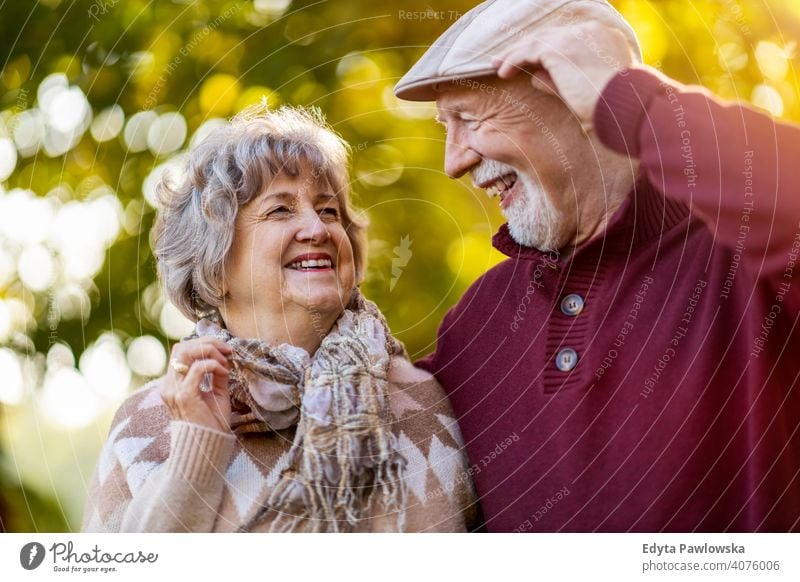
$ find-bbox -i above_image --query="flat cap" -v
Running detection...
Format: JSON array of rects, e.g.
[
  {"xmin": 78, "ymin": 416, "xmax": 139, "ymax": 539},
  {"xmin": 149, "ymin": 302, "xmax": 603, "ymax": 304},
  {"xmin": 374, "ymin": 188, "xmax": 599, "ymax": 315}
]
[{"xmin": 394, "ymin": 0, "xmax": 642, "ymax": 101}]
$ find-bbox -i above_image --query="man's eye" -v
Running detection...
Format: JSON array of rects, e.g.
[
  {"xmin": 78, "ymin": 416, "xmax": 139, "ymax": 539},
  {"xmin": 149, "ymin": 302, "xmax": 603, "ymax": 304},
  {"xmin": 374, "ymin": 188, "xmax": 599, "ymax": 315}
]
[{"xmin": 462, "ymin": 116, "xmax": 482, "ymax": 128}]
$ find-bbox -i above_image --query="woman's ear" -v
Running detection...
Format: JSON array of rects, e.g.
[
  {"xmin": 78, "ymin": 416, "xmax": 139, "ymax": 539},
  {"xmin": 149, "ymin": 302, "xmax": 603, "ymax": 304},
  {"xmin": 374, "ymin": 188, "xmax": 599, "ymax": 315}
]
[{"xmin": 354, "ymin": 263, "xmax": 365, "ymax": 286}]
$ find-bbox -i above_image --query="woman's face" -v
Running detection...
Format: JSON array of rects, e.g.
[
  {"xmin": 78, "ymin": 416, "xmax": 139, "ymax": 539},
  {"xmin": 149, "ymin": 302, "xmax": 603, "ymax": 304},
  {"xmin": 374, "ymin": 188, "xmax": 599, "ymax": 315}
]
[{"xmin": 222, "ymin": 168, "xmax": 356, "ymax": 333}]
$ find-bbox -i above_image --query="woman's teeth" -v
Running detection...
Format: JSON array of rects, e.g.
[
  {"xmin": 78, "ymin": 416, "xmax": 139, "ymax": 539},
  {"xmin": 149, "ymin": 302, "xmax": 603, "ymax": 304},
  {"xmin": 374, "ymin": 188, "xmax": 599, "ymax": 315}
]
[{"xmin": 287, "ymin": 259, "xmax": 333, "ymax": 270}]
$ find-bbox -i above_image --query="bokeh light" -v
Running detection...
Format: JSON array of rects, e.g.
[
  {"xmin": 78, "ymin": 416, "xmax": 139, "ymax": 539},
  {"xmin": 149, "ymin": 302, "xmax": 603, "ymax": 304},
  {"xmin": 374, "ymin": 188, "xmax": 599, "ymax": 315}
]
[
  {"xmin": 0, "ymin": 136, "xmax": 18, "ymax": 180},
  {"xmin": 12, "ymin": 109, "xmax": 46, "ymax": 156},
  {"xmin": 147, "ymin": 112, "xmax": 187, "ymax": 156},
  {"xmin": 142, "ymin": 155, "xmax": 187, "ymax": 208},
  {"xmin": 40, "ymin": 367, "xmax": 98, "ymax": 429},
  {"xmin": 752, "ymin": 83, "xmax": 785, "ymax": 116},
  {"xmin": 127, "ymin": 335, "xmax": 168, "ymax": 377},
  {"xmin": 0, "ymin": 348, "xmax": 23, "ymax": 404},
  {"xmin": 0, "ymin": 188, "xmax": 55, "ymax": 247},
  {"xmin": 90, "ymin": 105, "xmax": 125, "ymax": 143},
  {"xmin": 79, "ymin": 333, "xmax": 132, "ymax": 404},
  {"xmin": 17, "ymin": 244, "xmax": 56, "ymax": 292},
  {"xmin": 124, "ymin": 110, "xmax": 158, "ymax": 152},
  {"xmin": 160, "ymin": 300, "xmax": 195, "ymax": 340}
]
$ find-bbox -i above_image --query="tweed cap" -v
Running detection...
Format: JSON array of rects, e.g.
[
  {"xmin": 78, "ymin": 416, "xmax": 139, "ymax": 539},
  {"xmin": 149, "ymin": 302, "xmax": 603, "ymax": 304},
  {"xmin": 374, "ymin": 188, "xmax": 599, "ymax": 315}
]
[{"xmin": 394, "ymin": 0, "xmax": 641, "ymax": 101}]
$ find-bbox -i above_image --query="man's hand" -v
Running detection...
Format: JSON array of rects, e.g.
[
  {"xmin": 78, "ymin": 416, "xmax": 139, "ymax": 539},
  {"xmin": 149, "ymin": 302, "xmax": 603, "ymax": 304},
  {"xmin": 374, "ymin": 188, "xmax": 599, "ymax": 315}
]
[{"xmin": 493, "ymin": 21, "xmax": 636, "ymax": 129}]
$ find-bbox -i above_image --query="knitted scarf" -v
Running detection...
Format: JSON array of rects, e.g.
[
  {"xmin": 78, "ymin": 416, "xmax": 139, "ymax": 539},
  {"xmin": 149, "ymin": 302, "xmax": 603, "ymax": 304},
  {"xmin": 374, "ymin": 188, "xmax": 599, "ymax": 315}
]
[{"xmin": 185, "ymin": 290, "xmax": 408, "ymax": 532}]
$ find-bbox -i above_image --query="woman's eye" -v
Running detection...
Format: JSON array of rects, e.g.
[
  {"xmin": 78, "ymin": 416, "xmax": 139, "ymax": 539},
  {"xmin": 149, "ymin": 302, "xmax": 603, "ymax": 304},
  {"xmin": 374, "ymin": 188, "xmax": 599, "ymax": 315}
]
[
  {"xmin": 320, "ymin": 207, "xmax": 339, "ymax": 219},
  {"xmin": 266, "ymin": 206, "xmax": 291, "ymax": 217}
]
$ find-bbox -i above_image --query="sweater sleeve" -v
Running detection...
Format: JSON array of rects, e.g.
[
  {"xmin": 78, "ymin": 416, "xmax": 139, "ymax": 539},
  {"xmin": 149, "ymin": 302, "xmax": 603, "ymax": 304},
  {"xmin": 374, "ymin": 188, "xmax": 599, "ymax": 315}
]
[
  {"xmin": 594, "ymin": 66, "xmax": 800, "ymax": 285},
  {"xmin": 119, "ymin": 421, "xmax": 236, "ymax": 532},
  {"xmin": 80, "ymin": 379, "xmax": 239, "ymax": 533}
]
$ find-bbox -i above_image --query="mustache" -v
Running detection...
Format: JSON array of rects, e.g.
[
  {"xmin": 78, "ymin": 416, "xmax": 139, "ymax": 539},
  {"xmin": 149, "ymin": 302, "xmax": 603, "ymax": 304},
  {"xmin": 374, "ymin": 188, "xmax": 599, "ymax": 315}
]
[{"xmin": 470, "ymin": 159, "xmax": 517, "ymax": 187}]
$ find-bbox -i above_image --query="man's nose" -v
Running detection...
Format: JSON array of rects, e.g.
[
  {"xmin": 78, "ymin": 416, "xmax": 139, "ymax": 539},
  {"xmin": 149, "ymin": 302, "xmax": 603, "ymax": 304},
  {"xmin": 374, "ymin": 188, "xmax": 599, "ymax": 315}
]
[
  {"xmin": 444, "ymin": 134, "xmax": 481, "ymax": 178},
  {"xmin": 295, "ymin": 210, "xmax": 330, "ymax": 244}
]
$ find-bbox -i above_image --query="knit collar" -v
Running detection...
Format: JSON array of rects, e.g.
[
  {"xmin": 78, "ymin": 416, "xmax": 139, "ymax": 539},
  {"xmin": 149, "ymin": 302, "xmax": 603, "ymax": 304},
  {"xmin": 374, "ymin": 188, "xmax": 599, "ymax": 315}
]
[{"xmin": 492, "ymin": 175, "xmax": 691, "ymax": 263}]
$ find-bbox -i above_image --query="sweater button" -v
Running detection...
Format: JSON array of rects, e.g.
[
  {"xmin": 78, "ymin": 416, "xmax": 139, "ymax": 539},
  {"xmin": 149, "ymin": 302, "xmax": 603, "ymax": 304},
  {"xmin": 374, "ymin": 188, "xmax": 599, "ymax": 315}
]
[
  {"xmin": 560, "ymin": 294, "xmax": 585, "ymax": 316},
  {"xmin": 555, "ymin": 348, "xmax": 579, "ymax": 372}
]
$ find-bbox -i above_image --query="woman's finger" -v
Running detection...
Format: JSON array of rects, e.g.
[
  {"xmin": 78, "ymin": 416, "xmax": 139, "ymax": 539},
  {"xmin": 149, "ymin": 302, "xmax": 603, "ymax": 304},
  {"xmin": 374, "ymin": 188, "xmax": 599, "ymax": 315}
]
[
  {"xmin": 182, "ymin": 358, "xmax": 229, "ymax": 391},
  {"xmin": 176, "ymin": 336, "xmax": 232, "ymax": 358},
  {"xmin": 171, "ymin": 339, "xmax": 231, "ymax": 371}
]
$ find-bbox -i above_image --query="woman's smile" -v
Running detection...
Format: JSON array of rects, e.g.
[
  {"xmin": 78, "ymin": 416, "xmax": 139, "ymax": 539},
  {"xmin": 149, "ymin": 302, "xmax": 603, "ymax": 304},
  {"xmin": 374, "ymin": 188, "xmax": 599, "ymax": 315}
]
[{"xmin": 284, "ymin": 252, "xmax": 335, "ymax": 272}]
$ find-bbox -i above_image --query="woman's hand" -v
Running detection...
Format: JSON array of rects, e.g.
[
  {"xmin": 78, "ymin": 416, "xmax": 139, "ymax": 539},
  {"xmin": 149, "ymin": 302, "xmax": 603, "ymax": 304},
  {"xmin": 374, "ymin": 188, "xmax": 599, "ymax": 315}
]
[
  {"xmin": 161, "ymin": 337, "xmax": 233, "ymax": 433},
  {"xmin": 493, "ymin": 21, "xmax": 636, "ymax": 129}
]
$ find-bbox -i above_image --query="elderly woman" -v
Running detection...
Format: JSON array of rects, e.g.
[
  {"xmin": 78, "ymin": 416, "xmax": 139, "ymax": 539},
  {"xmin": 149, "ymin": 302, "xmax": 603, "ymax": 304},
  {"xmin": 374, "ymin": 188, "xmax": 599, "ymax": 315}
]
[{"xmin": 81, "ymin": 105, "xmax": 474, "ymax": 533}]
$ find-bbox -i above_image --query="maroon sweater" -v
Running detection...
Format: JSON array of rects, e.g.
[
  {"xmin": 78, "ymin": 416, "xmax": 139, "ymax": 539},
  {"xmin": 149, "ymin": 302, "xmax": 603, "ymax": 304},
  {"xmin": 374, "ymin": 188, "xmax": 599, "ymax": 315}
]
[{"xmin": 417, "ymin": 67, "xmax": 800, "ymax": 532}]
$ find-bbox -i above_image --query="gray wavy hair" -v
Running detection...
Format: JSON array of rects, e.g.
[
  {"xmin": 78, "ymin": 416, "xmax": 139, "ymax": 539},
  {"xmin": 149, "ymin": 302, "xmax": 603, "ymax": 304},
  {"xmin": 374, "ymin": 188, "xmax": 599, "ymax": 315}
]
[{"xmin": 151, "ymin": 103, "xmax": 367, "ymax": 322}]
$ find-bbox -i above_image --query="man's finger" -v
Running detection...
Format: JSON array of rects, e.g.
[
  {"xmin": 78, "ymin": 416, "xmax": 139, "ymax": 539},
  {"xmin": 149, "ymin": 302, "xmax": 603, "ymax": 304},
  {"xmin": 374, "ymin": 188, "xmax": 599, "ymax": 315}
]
[
  {"xmin": 493, "ymin": 55, "xmax": 517, "ymax": 79},
  {"xmin": 495, "ymin": 56, "xmax": 525, "ymax": 79},
  {"xmin": 494, "ymin": 41, "xmax": 548, "ymax": 79},
  {"xmin": 529, "ymin": 69, "xmax": 559, "ymax": 96},
  {"xmin": 493, "ymin": 49, "xmax": 533, "ymax": 79}
]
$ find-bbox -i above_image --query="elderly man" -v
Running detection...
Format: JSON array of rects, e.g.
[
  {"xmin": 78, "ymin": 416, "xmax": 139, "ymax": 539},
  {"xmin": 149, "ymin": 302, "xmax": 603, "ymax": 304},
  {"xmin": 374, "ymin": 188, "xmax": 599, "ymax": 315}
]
[{"xmin": 396, "ymin": 0, "xmax": 800, "ymax": 532}]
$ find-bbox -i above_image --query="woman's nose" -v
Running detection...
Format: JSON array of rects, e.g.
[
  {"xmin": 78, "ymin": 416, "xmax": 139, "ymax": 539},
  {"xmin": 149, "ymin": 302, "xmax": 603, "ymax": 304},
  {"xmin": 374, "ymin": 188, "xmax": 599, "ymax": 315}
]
[{"xmin": 295, "ymin": 209, "xmax": 330, "ymax": 244}]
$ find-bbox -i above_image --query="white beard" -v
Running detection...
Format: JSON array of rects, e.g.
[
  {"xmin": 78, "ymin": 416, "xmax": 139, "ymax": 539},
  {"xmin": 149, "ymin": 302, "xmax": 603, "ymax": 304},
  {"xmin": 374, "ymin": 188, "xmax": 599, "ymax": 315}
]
[
  {"xmin": 471, "ymin": 159, "xmax": 564, "ymax": 252},
  {"xmin": 504, "ymin": 174, "xmax": 564, "ymax": 252}
]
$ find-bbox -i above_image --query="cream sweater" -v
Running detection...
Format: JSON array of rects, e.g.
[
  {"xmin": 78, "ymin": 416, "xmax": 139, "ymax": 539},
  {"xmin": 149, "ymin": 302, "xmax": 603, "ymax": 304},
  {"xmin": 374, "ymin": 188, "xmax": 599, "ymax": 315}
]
[{"xmin": 82, "ymin": 360, "xmax": 476, "ymax": 532}]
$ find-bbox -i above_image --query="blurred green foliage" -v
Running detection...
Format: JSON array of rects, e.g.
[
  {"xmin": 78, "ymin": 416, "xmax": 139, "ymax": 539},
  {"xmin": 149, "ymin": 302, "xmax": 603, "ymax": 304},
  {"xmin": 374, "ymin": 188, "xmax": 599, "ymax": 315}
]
[{"xmin": 0, "ymin": 0, "xmax": 798, "ymax": 531}]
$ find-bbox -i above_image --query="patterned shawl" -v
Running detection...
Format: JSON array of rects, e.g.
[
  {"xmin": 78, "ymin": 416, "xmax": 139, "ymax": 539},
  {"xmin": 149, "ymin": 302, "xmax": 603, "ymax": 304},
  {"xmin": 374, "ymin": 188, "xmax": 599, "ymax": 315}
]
[{"xmin": 185, "ymin": 290, "xmax": 408, "ymax": 532}]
